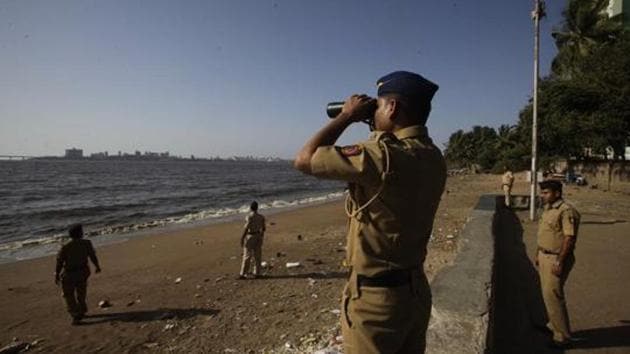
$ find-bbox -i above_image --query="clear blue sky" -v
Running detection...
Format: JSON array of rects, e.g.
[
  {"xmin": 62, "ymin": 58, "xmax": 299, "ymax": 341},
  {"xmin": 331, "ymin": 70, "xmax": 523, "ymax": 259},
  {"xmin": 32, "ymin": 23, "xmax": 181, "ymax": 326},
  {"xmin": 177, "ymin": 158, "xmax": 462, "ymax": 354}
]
[{"xmin": 0, "ymin": 0, "xmax": 565, "ymax": 158}]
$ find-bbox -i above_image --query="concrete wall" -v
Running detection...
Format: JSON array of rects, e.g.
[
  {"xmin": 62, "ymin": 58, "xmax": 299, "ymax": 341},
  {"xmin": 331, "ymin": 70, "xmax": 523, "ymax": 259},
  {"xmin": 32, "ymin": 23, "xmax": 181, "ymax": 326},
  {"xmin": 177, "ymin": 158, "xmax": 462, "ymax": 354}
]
[
  {"xmin": 571, "ymin": 160, "xmax": 630, "ymax": 190},
  {"xmin": 426, "ymin": 195, "xmax": 496, "ymax": 353}
]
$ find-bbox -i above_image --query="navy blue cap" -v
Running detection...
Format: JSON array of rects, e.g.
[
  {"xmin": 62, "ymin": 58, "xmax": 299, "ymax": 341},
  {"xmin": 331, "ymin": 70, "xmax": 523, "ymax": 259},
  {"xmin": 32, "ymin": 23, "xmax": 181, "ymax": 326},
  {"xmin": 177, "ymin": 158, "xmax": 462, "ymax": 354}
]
[{"xmin": 376, "ymin": 71, "xmax": 438, "ymax": 103}]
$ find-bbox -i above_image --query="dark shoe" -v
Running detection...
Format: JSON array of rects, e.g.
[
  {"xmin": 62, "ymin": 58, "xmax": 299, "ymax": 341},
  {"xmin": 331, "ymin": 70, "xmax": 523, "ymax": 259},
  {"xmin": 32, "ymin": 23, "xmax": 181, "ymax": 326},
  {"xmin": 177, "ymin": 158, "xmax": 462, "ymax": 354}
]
[
  {"xmin": 237, "ymin": 275, "xmax": 246, "ymax": 280},
  {"xmin": 548, "ymin": 339, "xmax": 571, "ymax": 349}
]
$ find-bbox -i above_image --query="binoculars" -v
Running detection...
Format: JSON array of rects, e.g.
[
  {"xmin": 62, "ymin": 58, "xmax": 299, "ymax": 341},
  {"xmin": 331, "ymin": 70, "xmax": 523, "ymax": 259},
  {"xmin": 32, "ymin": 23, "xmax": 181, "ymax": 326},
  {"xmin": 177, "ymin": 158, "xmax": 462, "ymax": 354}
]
[{"xmin": 326, "ymin": 101, "xmax": 377, "ymax": 128}]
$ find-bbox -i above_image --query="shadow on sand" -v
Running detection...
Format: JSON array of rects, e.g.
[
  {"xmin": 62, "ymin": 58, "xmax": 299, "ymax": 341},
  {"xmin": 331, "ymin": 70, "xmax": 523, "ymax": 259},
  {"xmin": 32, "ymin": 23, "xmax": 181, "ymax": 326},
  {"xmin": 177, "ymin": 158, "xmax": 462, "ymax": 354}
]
[
  {"xmin": 79, "ymin": 307, "xmax": 219, "ymax": 325},
  {"xmin": 490, "ymin": 200, "xmax": 563, "ymax": 354},
  {"xmin": 570, "ymin": 323, "xmax": 630, "ymax": 350}
]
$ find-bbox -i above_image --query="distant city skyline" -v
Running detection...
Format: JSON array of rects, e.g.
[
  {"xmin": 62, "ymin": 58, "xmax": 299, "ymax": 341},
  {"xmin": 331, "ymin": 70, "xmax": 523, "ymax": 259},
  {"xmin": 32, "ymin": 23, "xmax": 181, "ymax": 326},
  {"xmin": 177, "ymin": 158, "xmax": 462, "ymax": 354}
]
[{"xmin": 1, "ymin": 0, "xmax": 566, "ymax": 159}]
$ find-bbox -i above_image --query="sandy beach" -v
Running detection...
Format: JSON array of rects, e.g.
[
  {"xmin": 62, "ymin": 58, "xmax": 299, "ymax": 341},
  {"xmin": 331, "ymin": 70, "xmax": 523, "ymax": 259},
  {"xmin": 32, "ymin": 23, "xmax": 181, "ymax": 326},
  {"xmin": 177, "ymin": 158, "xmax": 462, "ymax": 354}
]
[{"xmin": 2, "ymin": 173, "xmax": 626, "ymax": 353}]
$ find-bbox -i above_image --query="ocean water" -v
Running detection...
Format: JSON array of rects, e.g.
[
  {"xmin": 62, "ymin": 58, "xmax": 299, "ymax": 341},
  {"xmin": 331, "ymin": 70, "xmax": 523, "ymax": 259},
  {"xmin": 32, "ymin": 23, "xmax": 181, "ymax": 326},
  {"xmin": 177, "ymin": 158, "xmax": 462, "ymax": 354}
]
[{"xmin": 0, "ymin": 160, "xmax": 344, "ymax": 261}]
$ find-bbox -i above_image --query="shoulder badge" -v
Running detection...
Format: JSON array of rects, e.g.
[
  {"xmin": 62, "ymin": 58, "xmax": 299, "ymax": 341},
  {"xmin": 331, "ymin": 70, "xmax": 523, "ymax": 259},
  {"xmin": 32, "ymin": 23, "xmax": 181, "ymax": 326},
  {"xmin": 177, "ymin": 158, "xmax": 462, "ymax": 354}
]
[{"xmin": 340, "ymin": 145, "xmax": 363, "ymax": 157}]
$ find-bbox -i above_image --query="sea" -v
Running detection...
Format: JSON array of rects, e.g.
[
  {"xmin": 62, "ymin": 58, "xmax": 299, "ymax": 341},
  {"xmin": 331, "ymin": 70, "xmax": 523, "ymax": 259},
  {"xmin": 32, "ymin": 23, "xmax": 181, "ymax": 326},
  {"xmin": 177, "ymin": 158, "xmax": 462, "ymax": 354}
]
[{"xmin": 0, "ymin": 159, "xmax": 344, "ymax": 263}]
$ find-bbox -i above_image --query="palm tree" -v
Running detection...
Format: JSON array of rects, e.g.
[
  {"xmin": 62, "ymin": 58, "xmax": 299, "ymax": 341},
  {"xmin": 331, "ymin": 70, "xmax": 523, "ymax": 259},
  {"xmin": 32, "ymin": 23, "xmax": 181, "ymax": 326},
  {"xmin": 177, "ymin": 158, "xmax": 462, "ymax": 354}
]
[{"xmin": 551, "ymin": 0, "xmax": 622, "ymax": 78}]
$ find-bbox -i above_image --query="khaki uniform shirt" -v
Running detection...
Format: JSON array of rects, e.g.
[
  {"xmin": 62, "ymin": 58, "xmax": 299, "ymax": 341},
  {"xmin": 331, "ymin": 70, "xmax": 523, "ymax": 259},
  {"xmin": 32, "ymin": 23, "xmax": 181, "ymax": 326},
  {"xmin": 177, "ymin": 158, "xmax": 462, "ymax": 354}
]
[
  {"xmin": 310, "ymin": 125, "xmax": 446, "ymax": 276},
  {"xmin": 244, "ymin": 212, "xmax": 266, "ymax": 234},
  {"xmin": 537, "ymin": 199, "xmax": 580, "ymax": 253},
  {"xmin": 502, "ymin": 171, "xmax": 514, "ymax": 187},
  {"xmin": 56, "ymin": 239, "xmax": 98, "ymax": 274}
]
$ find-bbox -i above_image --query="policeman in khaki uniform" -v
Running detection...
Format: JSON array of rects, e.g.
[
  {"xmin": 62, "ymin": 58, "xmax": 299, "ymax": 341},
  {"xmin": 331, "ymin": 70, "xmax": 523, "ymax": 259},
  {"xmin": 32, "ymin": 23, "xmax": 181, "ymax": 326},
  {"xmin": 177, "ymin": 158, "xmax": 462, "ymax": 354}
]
[
  {"xmin": 501, "ymin": 167, "xmax": 514, "ymax": 207},
  {"xmin": 239, "ymin": 201, "xmax": 266, "ymax": 279},
  {"xmin": 295, "ymin": 71, "xmax": 446, "ymax": 353},
  {"xmin": 55, "ymin": 224, "xmax": 101, "ymax": 325},
  {"xmin": 536, "ymin": 180, "xmax": 580, "ymax": 347}
]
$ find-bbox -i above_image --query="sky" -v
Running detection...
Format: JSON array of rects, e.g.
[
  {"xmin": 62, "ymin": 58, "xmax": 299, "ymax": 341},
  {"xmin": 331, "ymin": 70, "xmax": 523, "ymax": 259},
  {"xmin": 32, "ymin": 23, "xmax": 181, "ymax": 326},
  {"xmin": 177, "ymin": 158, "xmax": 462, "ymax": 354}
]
[{"xmin": 0, "ymin": 0, "xmax": 567, "ymax": 159}]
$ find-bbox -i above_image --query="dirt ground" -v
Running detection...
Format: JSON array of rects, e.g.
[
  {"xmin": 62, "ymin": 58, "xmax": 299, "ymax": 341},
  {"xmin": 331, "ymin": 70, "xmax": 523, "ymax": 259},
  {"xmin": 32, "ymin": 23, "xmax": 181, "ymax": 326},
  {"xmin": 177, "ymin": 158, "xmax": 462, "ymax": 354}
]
[{"xmin": 1, "ymin": 173, "xmax": 626, "ymax": 353}]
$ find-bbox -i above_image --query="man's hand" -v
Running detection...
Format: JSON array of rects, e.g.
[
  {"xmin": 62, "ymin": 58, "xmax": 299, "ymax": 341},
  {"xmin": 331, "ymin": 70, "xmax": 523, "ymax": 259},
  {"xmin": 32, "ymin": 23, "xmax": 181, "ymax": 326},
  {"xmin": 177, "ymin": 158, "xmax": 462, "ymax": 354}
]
[
  {"xmin": 95, "ymin": 267, "xmax": 102, "ymax": 274},
  {"xmin": 551, "ymin": 261, "xmax": 562, "ymax": 276},
  {"xmin": 341, "ymin": 94, "xmax": 376, "ymax": 122}
]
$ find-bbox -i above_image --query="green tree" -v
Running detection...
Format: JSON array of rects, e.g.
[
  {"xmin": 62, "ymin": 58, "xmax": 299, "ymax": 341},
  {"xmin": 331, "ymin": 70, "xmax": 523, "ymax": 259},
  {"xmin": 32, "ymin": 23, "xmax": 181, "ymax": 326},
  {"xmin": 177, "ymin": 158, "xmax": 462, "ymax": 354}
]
[{"xmin": 551, "ymin": 0, "xmax": 622, "ymax": 77}]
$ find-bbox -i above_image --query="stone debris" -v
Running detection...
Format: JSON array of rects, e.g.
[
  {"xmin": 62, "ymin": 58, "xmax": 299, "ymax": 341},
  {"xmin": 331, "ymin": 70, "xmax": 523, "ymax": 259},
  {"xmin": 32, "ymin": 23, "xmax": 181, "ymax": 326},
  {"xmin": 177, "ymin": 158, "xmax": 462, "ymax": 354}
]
[
  {"xmin": 308, "ymin": 278, "xmax": 316, "ymax": 286},
  {"xmin": 285, "ymin": 262, "xmax": 301, "ymax": 269},
  {"xmin": 143, "ymin": 342, "xmax": 159, "ymax": 349},
  {"xmin": 446, "ymin": 234, "xmax": 455, "ymax": 239},
  {"xmin": 174, "ymin": 277, "xmax": 182, "ymax": 284},
  {"xmin": 163, "ymin": 323, "xmax": 176, "ymax": 331},
  {"xmin": 330, "ymin": 309, "xmax": 341, "ymax": 315},
  {"xmin": 261, "ymin": 261, "xmax": 269, "ymax": 268},
  {"xmin": 98, "ymin": 300, "xmax": 112, "ymax": 308},
  {"xmin": 215, "ymin": 276, "xmax": 225, "ymax": 283}
]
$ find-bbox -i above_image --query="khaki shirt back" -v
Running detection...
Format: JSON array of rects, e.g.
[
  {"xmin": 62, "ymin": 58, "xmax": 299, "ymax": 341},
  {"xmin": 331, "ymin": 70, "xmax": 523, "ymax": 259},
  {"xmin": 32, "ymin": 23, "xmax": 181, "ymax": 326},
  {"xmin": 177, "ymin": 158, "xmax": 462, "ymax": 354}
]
[
  {"xmin": 310, "ymin": 125, "xmax": 446, "ymax": 276},
  {"xmin": 245, "ymin": 212, "xmax": 265, "ymax": 234},
  {"xmin": 57, "ymin": 239, "xmax": 97, "ymax": 273},
  {"xmin": 537, "ymin": 199, "xmax": 580, "ymax": 253},
  {"xmin": 502, "ymin": 171, "xmax": 514, "ymax": 187}
]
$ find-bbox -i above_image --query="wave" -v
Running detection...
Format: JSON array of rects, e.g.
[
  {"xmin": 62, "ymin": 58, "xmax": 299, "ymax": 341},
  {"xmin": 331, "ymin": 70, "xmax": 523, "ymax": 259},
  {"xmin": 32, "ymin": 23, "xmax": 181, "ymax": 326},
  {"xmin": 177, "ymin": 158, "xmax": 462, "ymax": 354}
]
[{"xmin": 0, "ymin": 191, "xmax": 344, "ymax": 253}]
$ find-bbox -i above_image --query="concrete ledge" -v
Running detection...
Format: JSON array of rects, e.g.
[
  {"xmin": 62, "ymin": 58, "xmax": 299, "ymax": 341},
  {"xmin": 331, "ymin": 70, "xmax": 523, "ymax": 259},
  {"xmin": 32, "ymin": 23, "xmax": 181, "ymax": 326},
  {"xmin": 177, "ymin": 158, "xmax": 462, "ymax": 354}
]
[{"xmin": 426, "ymin": 195, "xmax": 497, "ymax": 354}]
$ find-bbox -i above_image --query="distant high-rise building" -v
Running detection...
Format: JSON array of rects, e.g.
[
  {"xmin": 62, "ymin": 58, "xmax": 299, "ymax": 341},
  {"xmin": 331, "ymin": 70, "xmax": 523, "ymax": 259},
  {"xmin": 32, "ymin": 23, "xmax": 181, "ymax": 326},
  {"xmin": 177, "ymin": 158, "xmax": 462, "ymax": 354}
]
[
  {"xmin": 607, "ymin": 0, "xmax": 629, "ymax": 27},
  {"xmin": 65, "ymin": 148, "xmax": 83, "ymax": 159}
]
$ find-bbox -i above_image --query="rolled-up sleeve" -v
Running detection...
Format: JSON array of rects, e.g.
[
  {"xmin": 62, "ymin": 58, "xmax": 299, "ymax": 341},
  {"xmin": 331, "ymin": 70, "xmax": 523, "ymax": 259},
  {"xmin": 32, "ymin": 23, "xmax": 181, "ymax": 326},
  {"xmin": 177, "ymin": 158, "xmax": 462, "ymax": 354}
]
[
  {"xmin": 561, "ymin": 210, "xmax": 578, "ymax": 237},
  {"xmin": 310, "ymin": 144, "xmax": 381, "ymax": 186}
]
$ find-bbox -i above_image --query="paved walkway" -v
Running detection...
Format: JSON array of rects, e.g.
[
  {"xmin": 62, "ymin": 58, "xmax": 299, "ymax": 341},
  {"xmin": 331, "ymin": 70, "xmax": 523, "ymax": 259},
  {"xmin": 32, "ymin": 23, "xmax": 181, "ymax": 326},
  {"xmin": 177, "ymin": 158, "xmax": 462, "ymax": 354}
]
[{"xmin": 493, "ymin": 205, "xmax": 630, "ymax": 353}]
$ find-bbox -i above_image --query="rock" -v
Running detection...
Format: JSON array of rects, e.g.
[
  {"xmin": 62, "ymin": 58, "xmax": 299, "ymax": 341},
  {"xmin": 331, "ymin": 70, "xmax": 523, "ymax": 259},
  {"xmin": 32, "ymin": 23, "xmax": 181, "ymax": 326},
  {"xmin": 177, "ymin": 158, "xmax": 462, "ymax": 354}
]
[
  {"xmin": 446, "ymin": 234, "xmax": 455, "ymax": 239},
  {"xmin": 215, "ymin": 276, "xmax": 225, "ymax": 283},
  {"xmin": 163, "ymin": 323, "xmax": 176, "ymax": 331},
  {"xmin": 276, "ymin": 252, "xmax": 286, "ymax": 257},
  {"xmin": 308, "ymin": 278, "xmax": 316, "ymax": 286},
  {"xmin": 297, "ymin": 234, "xmax": 303, "ymax": 241},
  {"xmin": 286, "ymin": 262, "xmax": 301, "ymax": 269},
  {"xmin": 174, "ymin": 277, "xmax": 182, "ymax": 284},
  {"xmin": 311, "ymin": 293, "xmax": 318, "ymax": 299},
  {"xmin": 194, "ymin": 293, "xmax": 202, "ymax": 298},
  {"xmin": 261, "ymin": 261, "xmax": 269, "ymax": 268},
  {"xmin": 143, "ymin": 342, "xmax": 159, "ymax": 349},
  {"xmin": 330, "ymin": 309, "xmax": 341, "ymax": 315},
  {"xmin": 126, "ymin": 300, "xmax": 136, "ymax": 307},
  {"xmin": 98, "ymin": 300, "xmax": 112, "ymax": 308}
]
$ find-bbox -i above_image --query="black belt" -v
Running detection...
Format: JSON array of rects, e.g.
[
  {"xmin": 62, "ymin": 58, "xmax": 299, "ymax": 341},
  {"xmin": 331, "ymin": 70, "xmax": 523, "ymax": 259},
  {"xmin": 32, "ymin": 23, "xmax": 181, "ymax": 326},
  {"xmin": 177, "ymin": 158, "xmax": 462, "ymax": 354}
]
[
  {"xmin": 357, "ymin": 270, "xmax": 412, "ymax": 288},
  {"xmin": 539, "ymin": 248, "xmax": 559, "ymax": 255}
]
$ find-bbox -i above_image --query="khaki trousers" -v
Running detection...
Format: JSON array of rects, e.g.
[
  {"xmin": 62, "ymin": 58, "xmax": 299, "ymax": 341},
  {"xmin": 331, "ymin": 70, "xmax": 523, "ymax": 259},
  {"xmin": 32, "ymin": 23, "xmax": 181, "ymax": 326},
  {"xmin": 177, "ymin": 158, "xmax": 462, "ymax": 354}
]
[
  {"xmin": 502, "ymin": 184, "xmax": 512, "ymax": 207},
  {"xmin": 240, "ymin": 234, "xmax": 263, "ymax": 276},
  {"xmin": 341, "ymin": 271, "xmax": 431, "ymax": 354},
  {"xmin": 61, "ymin": 272, "xmax": 88, "ymax": 318},
  {"xmin": 538, "ymin": 251, "xmax": 574, "ymax": 342}
]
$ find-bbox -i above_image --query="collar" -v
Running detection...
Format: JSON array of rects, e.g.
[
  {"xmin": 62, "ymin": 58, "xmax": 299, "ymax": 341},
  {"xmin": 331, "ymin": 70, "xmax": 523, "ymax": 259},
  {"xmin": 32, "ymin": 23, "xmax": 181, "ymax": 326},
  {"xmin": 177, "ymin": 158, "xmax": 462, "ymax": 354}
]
[
  {"xmin": 546, "ymin": 199, "xmax": 564, "ymax": 210},
  {"xmin": 393, "ymin": 125, "xmax": 428, "ymax": 140}
]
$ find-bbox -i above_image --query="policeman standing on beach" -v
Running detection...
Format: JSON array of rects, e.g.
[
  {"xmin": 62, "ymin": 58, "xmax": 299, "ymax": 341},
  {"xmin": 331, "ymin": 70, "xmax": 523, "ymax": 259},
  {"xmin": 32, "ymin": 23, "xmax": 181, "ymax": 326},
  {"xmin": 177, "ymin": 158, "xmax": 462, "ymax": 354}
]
[
  {"xmin": 55, "ymin": 224, "xmax": 101, "ymax": 325},
  {"xmin": 536, "ymin": 180, "xmax": 580, "ymax": 348},
  {"xmin": 294, "ymin": 71, "xmax": 446, "ymax": 353},
  {"xmin": 501, "ymin": 166, "xmax": 514, "ymax": 207},
  {"xmin": 239, "ymin": 201, "xmax": 266, "ymax": 279}
]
